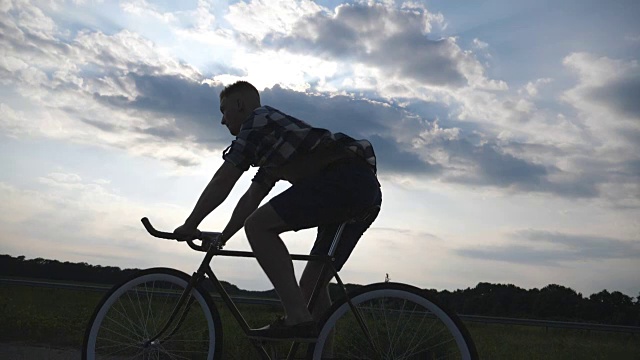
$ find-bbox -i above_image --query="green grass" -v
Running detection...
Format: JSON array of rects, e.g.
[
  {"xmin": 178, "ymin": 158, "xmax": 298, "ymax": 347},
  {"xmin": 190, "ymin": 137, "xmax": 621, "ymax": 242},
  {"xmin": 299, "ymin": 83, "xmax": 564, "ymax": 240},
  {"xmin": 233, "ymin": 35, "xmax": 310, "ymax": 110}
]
[
  {"xmin": 0, "ymin": 283, "xmax": 638, "ymax": 359},
  {"xmin": 468, "ymin": 322, "xmax": 639, "ymax": 360}
]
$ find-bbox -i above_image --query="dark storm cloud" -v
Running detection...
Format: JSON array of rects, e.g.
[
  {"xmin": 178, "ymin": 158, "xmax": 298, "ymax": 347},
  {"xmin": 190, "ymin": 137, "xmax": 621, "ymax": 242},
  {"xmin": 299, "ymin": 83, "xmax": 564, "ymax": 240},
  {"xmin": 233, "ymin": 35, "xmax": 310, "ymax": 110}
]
[
  {"xmin": 125, "ymin": 74, "xmax": 219, "ymax": 121},
  {"xmin": 90, "ymin": 76, "xmax": 443, "ymax": 174},
  {"xmin": 457, "ymin": 230, "xmax": 640, "ymax": 265},
  {"xmin": 265, "ymin": 3, "xmax": 468, "ymax": 87},
  {"xmin": 446, "ymin": 140, "xmax": 549, "ymax": 187},
  {"xmin": 89, "ymin": 74, "xmax": 609, "ymax": 196},
  {"xmin": 92, "ymin": 74, "xmax": 229, "ymax": 145},
  {"xmin": 261, "ymin": 85, "xmax": 389, "ymax": 135},
  {"xmin": 588, "ymin": 75, "xmax": 640, "ymax": 120},
  {"xmin": 442, "ymin": 138, "xmax": 602, "ymax": 198},
  {"xmin": 263, "ymin": 86, "xmax": 438, "ymax": 174},
  {"xmin": 369, "ymin": 135, "xmax": 442, "ymax": 175}
]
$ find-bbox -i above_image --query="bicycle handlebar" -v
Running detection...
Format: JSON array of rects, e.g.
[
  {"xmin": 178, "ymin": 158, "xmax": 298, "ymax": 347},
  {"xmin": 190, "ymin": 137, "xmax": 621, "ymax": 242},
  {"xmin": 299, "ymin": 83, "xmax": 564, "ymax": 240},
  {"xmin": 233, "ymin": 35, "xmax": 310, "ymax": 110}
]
[{"xmin": 141, "ymin": 217, "xmax": 223, "ymax": 252}]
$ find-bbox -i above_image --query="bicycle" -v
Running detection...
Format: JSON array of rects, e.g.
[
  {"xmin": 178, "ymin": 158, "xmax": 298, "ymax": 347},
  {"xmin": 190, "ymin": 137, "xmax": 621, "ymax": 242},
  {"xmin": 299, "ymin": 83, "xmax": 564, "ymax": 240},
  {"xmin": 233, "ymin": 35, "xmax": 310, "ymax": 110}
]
[{"xmin": 83, "ymin": 205, "xmax": 478, "ymax": 359}]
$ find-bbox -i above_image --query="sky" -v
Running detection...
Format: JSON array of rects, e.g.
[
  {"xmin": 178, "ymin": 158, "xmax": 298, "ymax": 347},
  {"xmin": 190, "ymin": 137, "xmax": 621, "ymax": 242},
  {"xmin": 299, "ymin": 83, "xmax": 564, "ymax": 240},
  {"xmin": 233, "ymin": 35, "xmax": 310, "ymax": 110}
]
[{"xmin": 1, "ymin": 0, "xmax": 639, "ymax": 298}]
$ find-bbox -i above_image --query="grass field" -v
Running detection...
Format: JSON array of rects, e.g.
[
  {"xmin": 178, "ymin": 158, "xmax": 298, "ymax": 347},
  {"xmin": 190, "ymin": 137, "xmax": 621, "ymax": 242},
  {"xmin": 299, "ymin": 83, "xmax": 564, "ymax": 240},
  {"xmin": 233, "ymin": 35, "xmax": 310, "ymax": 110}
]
[{"xmin": 1, "ymin": 282, "xmax": 638, "ymax": 359}]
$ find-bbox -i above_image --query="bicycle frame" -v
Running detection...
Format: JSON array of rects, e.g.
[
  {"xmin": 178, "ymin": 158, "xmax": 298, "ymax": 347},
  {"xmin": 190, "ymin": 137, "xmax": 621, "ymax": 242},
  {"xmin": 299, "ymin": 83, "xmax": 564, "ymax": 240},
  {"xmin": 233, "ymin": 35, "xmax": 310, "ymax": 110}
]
[{"xmin": 141, "ymin": 215, "xmax": 379, "ymax": 360}]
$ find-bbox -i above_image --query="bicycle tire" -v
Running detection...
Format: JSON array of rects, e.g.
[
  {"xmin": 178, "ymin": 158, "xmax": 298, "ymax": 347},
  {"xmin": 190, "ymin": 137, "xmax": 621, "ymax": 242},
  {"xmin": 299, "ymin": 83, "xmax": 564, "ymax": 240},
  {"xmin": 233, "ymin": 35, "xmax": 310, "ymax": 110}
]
[
  {"xmin": 83, "ymin": 267, "xmax": 223, "ymax": 359},
  {"xmin": 308, "ymin": 282, "xmax": 478, "ymax": 360}
]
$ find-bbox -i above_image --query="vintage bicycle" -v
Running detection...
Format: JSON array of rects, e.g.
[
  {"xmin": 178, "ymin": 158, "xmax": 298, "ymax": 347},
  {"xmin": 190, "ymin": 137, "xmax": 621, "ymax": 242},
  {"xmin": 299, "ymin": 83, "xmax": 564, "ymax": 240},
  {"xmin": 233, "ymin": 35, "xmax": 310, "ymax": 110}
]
[{"xmin": 83, "ymin": 206, "xmax": 478, "ymax": 359}]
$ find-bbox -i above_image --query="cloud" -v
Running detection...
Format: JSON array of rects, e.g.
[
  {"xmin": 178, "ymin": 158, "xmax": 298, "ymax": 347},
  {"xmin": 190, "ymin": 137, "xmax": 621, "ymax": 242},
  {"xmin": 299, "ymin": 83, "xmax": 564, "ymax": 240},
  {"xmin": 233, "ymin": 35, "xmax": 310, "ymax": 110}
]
[
  {"xmin": 261, "ymin": 85, "xmax": 443, "ymax": 175},
  {"xmin": 92, "ymin": 74, "xmax": 224, "ymax": 142},
  {"xmin": 2, "ymin": 0, "xmax": 637, "ymax": 204},
  {"xmin": 257, "ymin": 2, "xmax": 503, "ymax": 91},
  {"xmin": 458, "ymin": 229, "xmax": 640, "ymax": 266},
  {"xmin": 563, "ymin": 53, "xmax": 640, "ymax": 126},
  {"xmin": 587, "ymin": 76, "xmax": 640, "ymax": 120},
  {"xmin": 225, "ymin": 0, "xmax": 324, "ymax": 41},
  {"xmin": 519, "ymin": 78, "xmax": 553, "ymax": 97},
  {"xmin": 121, "ymin": 0, "xmax": 178, "ymax": 24},
  {"xmin": 0, "ymin": 1, "xmax": 217, "ymax": 166},
  {"xmin": 556, "ymin": 53, "xmax": 640, "ymax": 205},
  {"xmin": 442, "ymin": 138, "xmax": 601, "ymax": 197}
]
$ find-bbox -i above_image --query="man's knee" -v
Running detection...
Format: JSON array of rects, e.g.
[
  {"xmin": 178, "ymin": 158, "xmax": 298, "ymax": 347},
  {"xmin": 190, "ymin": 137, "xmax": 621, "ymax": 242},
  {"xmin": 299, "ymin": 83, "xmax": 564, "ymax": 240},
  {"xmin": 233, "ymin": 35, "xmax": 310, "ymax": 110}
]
[{"xmin": 244, "ymin": 204, "xmax": 290, "ymax": 242}]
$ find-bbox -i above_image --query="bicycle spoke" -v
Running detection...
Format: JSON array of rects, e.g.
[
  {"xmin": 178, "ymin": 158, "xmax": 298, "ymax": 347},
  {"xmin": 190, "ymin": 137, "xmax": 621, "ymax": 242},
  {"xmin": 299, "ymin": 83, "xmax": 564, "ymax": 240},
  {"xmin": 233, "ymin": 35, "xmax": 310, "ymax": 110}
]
[
  {"xmin": 313, "ymin": 284, "xmax": 475, "ymax": 360},
  {"xmin": 114, "ymin": 296, "xmax": 147, "ymax": 336},
  {"xmin": 144, "ymin": 281, "xmax": 155, "ymax": 335},
  {"xmin": 97, "ymin": 320, "xmax": 142, "ymax": 344},
  {"xmin": 96, "ymin": 338, "xmax": 141, "ymax": 357},
  {"xmin": 133, "ymin": 286, "xmax": 150, "ymax": 336},
  {"xmin": 124, "ymin": 290, "xmax": 143, "ymax": 337},
  {"xmin": 400, "ymin": 308, "xmax": 434, "ymax": 357},
  {"xmin": 158, "ymin": 345, "xmax": 183, "ymax": 360},
  {"xmin": 86, "ymin": 270, "xmax": 218, "ymax": 360}
]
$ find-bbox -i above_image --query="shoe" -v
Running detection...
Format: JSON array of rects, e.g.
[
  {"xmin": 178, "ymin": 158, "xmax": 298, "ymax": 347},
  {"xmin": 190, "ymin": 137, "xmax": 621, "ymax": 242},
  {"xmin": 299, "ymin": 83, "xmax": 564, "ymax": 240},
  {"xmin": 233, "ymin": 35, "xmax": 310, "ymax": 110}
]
[{"xmin": 249, "ymin": 316, "xmax": 318, "ymax": 341}]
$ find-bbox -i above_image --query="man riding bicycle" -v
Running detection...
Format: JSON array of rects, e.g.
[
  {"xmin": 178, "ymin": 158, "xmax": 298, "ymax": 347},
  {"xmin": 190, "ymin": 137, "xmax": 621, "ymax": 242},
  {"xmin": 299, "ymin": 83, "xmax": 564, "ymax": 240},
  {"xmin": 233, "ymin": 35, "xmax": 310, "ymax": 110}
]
[{"xmin": 173, "ymin": 81, "xmax": 382, "ymax": 339}]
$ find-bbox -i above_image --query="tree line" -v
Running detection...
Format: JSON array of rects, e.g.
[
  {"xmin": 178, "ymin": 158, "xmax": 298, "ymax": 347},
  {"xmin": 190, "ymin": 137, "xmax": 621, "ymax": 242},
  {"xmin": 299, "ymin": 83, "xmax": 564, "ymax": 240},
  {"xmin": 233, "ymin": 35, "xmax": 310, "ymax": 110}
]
[{"xmin": 1, "ymin": 254, "xmax": 638, "ymax": 326}]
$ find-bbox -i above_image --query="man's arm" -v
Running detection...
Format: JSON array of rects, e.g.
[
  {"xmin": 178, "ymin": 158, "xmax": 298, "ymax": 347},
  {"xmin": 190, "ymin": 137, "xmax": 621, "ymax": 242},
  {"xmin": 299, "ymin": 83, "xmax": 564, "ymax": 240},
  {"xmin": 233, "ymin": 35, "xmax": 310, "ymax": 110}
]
[
  {"xmin": 179, "ymin": 161, "xmax": 244, "ymax": 231},
  {"xmin": 220, "ymin": 180, "xmax": 270, "ymax": 244}
]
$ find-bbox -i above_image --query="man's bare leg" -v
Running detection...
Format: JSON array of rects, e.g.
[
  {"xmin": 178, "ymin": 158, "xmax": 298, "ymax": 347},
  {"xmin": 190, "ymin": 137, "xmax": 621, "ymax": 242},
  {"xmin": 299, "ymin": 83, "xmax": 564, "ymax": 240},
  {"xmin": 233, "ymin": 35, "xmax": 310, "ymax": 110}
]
[
  {"xmin": 300, "ymin": 261, "xmax": 333, "ymax": 319},
  {"xmin": 244, "ymin": 203, "xmax": 313, "ymax": 325},
  {"xmin": 301, "ymin": 260, "xmax": 335, "ymax": 353}
]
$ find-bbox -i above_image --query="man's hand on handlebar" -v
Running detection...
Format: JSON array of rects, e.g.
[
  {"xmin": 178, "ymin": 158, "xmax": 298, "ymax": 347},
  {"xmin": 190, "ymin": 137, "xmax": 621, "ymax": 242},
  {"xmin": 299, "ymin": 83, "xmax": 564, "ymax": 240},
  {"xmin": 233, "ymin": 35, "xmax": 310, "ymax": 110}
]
[
  {"xmin": 173, "ymin": 224, "xmax": 201, "ymax": 241},
  {"xmin": 173, "ymin": 223, "xmax": 225, "ymax": 250},
  {"xmin": 201, "ymin": 231, "xmax": 225, "ymax": 250}
]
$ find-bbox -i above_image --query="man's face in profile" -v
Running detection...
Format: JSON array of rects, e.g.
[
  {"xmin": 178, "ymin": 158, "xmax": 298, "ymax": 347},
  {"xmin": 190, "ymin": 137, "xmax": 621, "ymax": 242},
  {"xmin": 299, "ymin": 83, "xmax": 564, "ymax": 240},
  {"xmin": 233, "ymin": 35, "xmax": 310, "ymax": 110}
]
[{"xmin": 219, "ymin": 94, "xmax": 244, "ymax": 136}]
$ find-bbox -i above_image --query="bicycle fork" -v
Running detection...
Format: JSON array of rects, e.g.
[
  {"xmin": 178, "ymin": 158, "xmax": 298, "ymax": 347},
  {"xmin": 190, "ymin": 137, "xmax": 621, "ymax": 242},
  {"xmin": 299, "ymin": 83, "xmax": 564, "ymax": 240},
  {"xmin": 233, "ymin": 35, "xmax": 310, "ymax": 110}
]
[{"xmin": 142, "ymin": 269, "xmax": 204, "ymax": 349}]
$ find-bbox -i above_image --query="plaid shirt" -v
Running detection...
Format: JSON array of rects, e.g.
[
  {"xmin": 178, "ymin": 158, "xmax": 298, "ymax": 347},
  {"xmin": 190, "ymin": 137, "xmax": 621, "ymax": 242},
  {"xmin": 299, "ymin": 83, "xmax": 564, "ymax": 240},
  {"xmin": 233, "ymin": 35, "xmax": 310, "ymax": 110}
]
[{"xmin": 223, "ymin": 106, "xmax": 376, "ymax": 189}]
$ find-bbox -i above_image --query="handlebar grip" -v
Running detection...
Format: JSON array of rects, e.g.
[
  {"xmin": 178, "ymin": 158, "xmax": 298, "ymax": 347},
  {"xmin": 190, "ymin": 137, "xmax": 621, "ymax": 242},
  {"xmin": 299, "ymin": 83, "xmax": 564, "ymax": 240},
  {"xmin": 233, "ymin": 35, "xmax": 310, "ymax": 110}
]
[{"xmin": 141, "ymin": 217, "xmax": 179, "ymax": 240}]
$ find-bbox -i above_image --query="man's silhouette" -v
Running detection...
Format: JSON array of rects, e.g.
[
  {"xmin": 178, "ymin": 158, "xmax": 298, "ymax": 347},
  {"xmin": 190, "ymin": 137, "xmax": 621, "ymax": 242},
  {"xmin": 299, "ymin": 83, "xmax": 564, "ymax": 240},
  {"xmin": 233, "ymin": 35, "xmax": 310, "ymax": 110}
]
[{"xmin": 174, "ymin": 81, "xmax": 381, "ymax": 339}]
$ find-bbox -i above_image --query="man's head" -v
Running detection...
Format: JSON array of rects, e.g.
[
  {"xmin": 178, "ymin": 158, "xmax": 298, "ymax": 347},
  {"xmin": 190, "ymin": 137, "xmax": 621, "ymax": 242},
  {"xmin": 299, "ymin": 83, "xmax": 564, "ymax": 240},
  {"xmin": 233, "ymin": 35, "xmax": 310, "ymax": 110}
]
[{"xmin": 219, "ymin": 81, "xmax": 261, "ymax": 136}]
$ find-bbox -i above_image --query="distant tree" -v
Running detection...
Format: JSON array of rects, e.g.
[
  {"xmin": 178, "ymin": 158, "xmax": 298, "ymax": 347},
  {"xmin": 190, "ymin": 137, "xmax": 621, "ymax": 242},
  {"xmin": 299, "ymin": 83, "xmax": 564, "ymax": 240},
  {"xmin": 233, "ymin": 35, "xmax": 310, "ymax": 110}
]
[
  {"xmin": 533, "ymin": 284, "xmax": 583, "ymax": 320},
  {"xmin": 587, "ymin": 290, "xmax": 638, "ymax": 325},
  {"xmin": 2, "ymin": 254, "xmax": 639, "ymax": 324},
  {"xmin": 452, "ymin": 283, "xmax": 533, "ymax": 317}
]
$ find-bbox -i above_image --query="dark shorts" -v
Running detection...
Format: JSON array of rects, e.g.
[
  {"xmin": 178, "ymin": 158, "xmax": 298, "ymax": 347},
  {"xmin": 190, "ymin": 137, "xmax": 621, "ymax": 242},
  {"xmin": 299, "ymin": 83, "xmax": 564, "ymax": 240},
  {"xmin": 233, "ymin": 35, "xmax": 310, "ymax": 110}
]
[{"xmin": 269, "ymin": 158, "xmax": 382, "ymax": 271}]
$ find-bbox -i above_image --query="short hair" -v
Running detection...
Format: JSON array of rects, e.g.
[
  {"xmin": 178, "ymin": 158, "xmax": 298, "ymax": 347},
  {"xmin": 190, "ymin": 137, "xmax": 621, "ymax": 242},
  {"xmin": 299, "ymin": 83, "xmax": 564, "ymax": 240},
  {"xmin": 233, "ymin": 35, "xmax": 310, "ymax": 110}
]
[{"xmin": 219, "ymin": 80, "xmax": 260, "ymax": 102}]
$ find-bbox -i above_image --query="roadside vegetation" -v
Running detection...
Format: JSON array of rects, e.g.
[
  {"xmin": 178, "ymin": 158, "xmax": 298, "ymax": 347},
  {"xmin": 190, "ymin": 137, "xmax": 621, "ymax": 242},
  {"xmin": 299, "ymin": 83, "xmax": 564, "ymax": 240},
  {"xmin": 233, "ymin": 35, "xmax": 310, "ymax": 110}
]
[
  {"xmin": 1, "ymin": 254, "xmax": 639, "ymax": 358},
  {"xmin": 1, "ymin": 282, "xmax": 639, "ymax": 359}
]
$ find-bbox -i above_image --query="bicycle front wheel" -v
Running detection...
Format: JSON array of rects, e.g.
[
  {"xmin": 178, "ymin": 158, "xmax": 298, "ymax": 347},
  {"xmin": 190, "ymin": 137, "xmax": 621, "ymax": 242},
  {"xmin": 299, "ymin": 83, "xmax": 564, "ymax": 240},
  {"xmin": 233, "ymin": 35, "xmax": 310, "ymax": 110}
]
[
  {"xmin": 83, "ymin": 267, "xmax": 222, "ymax": 359},
  {"xmin": 309, "ymin": 282, "xmax": 478, "ymax": 360}
]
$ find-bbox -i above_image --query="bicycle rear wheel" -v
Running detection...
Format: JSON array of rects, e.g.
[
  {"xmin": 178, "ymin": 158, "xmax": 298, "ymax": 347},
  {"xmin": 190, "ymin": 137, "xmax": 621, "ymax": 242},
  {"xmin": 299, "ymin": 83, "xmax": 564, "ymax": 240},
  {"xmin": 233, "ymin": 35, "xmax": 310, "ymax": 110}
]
[
  {"xmin": 309, "ymin": 282, "xmax": 478, "ymax": 360},
  {"xmin": 83, "ymin": 267, "xmax": 222, "ymax": 359}
]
